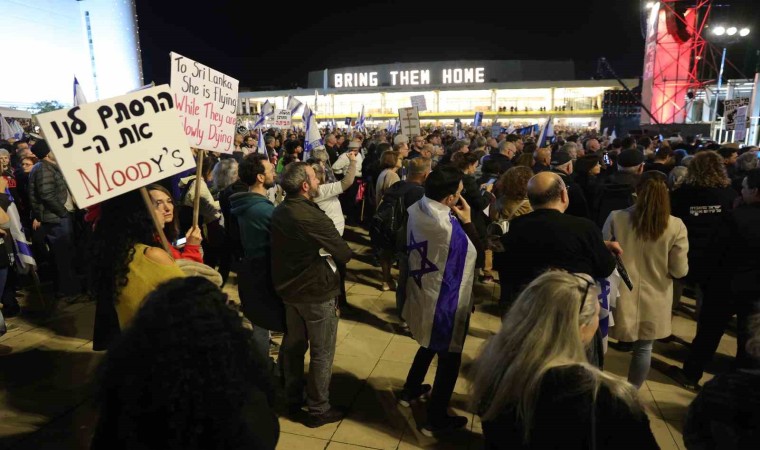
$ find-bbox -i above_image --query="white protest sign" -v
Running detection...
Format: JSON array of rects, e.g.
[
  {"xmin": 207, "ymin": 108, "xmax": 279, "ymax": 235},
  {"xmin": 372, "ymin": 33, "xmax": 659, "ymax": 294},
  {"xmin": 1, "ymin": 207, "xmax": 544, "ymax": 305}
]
[
  {"xmin": 273, "ymin": 109, "xmax": 292, "ymax": 129},
  {"xmin": 398, "ymin": 107, "xmax": 421, "ymax": 138},
  {"xmin": 724, "ymin": 98, "xmax": 750, "ymax": 130},
  {"xmin": 170, "ymin": 52, "xmax": 239, "ymax": 153},
  {"xmin": 734, "ymin": 105, "xmax": 748, "ymax": 141},
  {"xmin": 410, "ymin": 95, "xmax": 427, "ymax": 112},
  {"xmin": 35, "ymin": 85, "xmax": 195, "ymax": 208}
]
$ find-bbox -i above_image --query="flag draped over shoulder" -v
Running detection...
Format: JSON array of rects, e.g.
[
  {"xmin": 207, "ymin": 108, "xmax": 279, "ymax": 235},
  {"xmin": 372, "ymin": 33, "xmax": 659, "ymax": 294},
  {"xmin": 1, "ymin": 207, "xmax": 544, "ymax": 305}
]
[{"xmin": 402, "ymin": 197, "xmax": 476, "ymax": 353}]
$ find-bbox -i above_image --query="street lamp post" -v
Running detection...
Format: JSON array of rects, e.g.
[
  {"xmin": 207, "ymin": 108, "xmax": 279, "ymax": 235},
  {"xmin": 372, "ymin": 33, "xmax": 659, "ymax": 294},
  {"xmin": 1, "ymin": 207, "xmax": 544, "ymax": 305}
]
[{"xmin": 708, "ymin": 25, "xmax": 751, "ymax": 127}]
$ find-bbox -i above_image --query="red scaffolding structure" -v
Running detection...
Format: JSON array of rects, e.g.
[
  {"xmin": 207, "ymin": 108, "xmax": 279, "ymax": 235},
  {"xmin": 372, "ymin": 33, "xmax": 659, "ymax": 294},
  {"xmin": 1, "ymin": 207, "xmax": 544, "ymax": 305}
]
[{"xmin": 641, "ymin": 0, "xmax": 712, "ymax": 124}]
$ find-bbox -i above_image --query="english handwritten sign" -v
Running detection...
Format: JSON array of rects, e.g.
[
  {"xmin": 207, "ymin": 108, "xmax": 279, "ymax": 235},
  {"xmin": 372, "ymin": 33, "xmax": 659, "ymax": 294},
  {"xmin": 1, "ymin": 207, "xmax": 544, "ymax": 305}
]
[
  {"xmin": 35, "ymin": 85, "xmax": 195, "ymax": 208},
  {"xmin": 170, "ymin": 52, "xmax": 239, "ymax": 153}
]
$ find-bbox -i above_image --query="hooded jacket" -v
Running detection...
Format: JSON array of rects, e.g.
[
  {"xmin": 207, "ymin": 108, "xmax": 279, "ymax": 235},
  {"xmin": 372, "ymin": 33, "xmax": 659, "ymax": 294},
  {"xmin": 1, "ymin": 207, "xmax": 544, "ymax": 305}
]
[{"xmin": 230, "ymin": 192, "xmax": 274, "ymax": 260}]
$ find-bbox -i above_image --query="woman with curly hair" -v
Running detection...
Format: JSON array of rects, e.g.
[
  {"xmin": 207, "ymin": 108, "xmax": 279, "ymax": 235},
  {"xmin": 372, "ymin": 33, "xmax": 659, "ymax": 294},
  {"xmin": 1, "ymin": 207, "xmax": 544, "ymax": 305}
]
[
  {"xmin": 89, "ymin": 190, "xmax": 185, "ymax": 351},
  {"xmin": 91, "ymin": 277, "xmax": 279, "ymax": 450},
  {"xmin": 671, "ymin": 151, "xmax": 737, "ymax": 290}
]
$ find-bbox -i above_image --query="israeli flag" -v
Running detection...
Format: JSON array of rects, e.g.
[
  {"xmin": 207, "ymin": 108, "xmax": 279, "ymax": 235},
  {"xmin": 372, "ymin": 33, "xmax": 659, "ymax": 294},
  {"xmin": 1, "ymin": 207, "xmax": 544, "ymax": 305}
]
[
  {"xmin": 253, "ymin": 100, "xmax": 274, "ymax": 129},
  {"xmin": 603, "ymin": 127, "xmax": 609, "ymax": 137},
  {"xmin": 536, "ymin": 116, "xmax": 554, "ymax": 148},
  {"xmin": 73, "ymin": 77, "xmax": 88, "ymax": 106},
  {"xmin": 0, "ymin": 115, "xmax": 13, "ymax": 140},
  {"xmin": 505, "ymin": 123, "xmax": 515, "ymax": 134},
  {"xmin": 402, "ymin": 196, "xmax": 477, "ymax": 353},
  {"xmin": 10, "ymin": 120, "xmax": 24, "ymax": 139},
  {"xmin": 257, "ymin": 127, "xmax": 267, "ymax": 156},
  {"xmin": 356, "ymin": 105, "xmax": 365, "ymax": 131},
  {"xmin": 286, "ymin": 95, "xmax": 303, "ymax": 115},
  {"xmin": 302, "ymin": 103, "xmax": 323, "ymax": 161},
  {"xmin": 4, "ymin": 189, "xmax": 36, "ymax": 274},
  {"xmin": 610, "ymin": 127, "xmax": 617, "ymax": 141}
]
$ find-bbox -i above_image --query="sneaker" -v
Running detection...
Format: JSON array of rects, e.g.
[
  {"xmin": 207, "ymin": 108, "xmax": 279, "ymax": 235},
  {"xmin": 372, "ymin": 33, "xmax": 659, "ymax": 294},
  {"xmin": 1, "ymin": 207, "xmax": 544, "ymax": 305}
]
[
  {"xmin": 665, "ymin": 365, "xmax": 701, "ymax": 392},
  {"xmin": 397, "ymin": 384, "xmax": 432, "ymax": 407},
  {"xmin": 421, "ymin": 414, "xmax": 468, "ymax": 437},
  {"xmin": 304, "ymin": 407, "xmax": 345, "ymax": 428}
]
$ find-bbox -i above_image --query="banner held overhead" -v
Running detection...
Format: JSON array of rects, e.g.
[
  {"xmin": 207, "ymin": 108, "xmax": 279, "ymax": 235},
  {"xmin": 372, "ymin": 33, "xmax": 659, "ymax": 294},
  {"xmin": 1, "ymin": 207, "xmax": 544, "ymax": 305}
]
[
  {"xmin": 35, "ymin": 84, "xmax": 195, "ymax": 208},
  {"xmin": 170, "ymin": 52, "xmax": 239, "ymax": 153}
]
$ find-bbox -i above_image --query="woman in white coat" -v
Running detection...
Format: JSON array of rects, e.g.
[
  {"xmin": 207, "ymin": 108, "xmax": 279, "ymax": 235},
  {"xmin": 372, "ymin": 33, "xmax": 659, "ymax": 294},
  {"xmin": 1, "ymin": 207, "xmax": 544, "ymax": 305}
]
[{"xmin": 603, "ymin": 171, "xmax": 689, "ymax": 388}]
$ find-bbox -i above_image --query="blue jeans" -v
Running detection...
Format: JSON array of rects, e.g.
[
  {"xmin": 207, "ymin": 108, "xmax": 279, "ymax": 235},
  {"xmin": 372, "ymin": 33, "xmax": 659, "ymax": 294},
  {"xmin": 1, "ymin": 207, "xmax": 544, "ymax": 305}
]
[
  {"xmin": 628, "ymin": 340, "xmax": 654, "ymax": 388},
  {"xmin": 281, "ymin": 299, "xmax": 339, "ymax": 414},
  {"xmin": 43, "ymin": 215, "xmax": 79, "ymax": 296}
]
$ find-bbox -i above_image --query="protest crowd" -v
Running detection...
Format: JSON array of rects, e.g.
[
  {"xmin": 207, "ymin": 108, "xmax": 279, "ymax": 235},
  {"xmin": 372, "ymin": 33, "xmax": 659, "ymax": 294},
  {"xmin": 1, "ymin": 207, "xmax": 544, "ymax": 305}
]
[{"xmin": 2, "ymin": 115, "xmax": 760, "ymax": 449}]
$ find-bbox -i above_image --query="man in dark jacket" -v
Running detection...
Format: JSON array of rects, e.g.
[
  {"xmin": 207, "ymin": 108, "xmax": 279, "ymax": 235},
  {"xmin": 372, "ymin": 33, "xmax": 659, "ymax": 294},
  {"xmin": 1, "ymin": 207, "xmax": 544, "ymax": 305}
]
[
  {"xmin": 231, "ymin": 154, "xmax": 284, "ymax": 365},
  {"xmin": 549, "ymin": 151, "xmax": 589, "ymax": 219},
  {"xmin": 271, "ymin": 162, "xmax": 352, "ymax": 428},
  {"xmin": 489, "ymin": 141, "xmax": 516, "ymax": 174},
  {"xmin": 494, "ymin": 171, "xmax": 621, "ymax": 367},
  {"xmin": 28, "ymin": 141, "xmax": 79, "ymax": 300}
]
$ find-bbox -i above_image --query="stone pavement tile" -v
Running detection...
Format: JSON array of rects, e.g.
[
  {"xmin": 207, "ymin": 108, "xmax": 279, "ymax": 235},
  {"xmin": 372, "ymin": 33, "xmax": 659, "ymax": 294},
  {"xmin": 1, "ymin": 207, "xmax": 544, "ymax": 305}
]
[
  {"xmin": 332, "ymin": 384, "xmax": 410, "ymax": 450},
  {"xmin": 365, "ymin": 359, "xmax": 434, "ymax": 393},
  {"xmin": 330, "ymin": 354, "xmax": 382, "ymax": 408},
  {"xmin": 336, "ymin": 336, "xmax": 391, "ymax": 360},
  {"xmin": 4, "ymin": 398, "xmax": 98, "ymax": 450},
  {"xmin": 649, "ymin": 418, "xmax": 680, "ymax": 450},
  {"xmin": 278, "ymin": 414, "xmax": 341, "ymax": 441},
  {"xmin": 276, "ymin": 431, "xmax": 330, "ymax": 450},
  {"xmin": 346, "ymin": 323, "xmax": 394, "ymax": 343},
  {"xmin": 666, "ymin": 417, "xmax": 686, "ymax": 450},
  {"xmin": 651, "ymin": 390, "xmax": 695, "ymax": 421},
  {"xmin": 380, "ymin": 339, "xmax": 424, "ymax": 365},
  {"xmin": 639, "ymin": 387, "xmax": 663, "ymax": 418},
  {"xmin": 326, "ymin": 441, "xmax": 377, "ymax": 449},
  {"xmin": 348, "ymin": 283, "xmax": 384, "ymax": 296}
]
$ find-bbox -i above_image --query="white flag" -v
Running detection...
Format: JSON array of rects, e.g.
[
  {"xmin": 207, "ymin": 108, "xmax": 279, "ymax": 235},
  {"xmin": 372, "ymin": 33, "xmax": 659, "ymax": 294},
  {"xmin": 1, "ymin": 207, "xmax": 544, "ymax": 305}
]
[
  {"xmin": 73, "ymin": 77, "xmax": 88, "ymax": 106},
  {"xmin": 254, "ymin": 100, "xmax": 274, "ymax": 128},
  {"xmin": 302, "ymin": 103, "xmax": 323, "ymax": 161},
  {"xmin": 286, "ymin": 95, "xmax": 303, "ymax": 116}
]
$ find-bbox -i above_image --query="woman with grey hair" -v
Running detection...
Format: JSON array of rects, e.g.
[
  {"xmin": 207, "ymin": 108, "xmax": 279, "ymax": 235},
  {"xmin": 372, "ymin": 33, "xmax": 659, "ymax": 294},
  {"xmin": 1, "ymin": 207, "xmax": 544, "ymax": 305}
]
[
  {"xmin": 668, "ymin": 166, "xmax": 688, "ymax": 191},
  {"xmin": 211, "ymin": 158, "xmax": 239, "ymax": 194},
  {"xmin": 471, "ymin": 271, "xmax": 657, "ymax": 448},
  {"xmin": 0, "ymin": 148, "xmax": 12, "ymax": 176}
]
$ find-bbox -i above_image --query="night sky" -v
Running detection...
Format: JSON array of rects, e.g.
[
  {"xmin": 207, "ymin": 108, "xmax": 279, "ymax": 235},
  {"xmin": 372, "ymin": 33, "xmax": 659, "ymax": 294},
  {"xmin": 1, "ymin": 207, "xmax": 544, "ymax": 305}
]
[{"xmin": 135, "ymin": 0, "xmax": 760, "ymax": 91}]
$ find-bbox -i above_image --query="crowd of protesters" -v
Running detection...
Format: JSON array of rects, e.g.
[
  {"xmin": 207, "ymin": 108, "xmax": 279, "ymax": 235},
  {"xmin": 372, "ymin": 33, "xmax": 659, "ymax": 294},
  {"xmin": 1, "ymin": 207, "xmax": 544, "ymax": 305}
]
[{"xmin": 2, "ymin": 119, "xmax": 760, "ymax": 449}]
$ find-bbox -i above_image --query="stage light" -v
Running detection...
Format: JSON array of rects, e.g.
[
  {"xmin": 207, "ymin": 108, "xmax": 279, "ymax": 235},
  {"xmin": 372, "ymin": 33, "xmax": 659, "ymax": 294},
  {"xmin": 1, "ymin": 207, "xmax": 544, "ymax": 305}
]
[
  {"xmin": 726, "ymin": 27, "xmax": 737, "ymax": 36},
  {"xmin": 712, "ymin": 26, "xmax": 725, "ymax": 36},
  {"xmin": 739, "ymin": 27, "xmax": 750, "ymax": 37}
]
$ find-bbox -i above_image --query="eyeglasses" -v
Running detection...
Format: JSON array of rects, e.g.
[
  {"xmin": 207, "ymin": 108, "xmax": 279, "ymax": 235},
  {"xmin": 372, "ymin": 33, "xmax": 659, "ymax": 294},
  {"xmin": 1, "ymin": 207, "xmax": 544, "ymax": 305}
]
[{"xmin": 570, "ymin": 273, "xmax": 594, "ymax": 313}]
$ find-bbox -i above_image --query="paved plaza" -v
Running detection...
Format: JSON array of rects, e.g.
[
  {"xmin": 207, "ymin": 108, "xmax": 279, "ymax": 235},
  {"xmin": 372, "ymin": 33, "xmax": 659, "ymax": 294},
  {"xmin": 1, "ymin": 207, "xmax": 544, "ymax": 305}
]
[{"xmin": 0, "ymin": 226, "xmax": 736, "ymax": 450}]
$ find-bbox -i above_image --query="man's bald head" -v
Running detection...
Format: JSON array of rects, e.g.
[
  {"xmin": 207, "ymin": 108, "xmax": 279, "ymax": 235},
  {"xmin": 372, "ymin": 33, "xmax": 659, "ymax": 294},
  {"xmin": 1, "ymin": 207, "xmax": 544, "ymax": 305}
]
[{"xmin": 527, "ymin": 172, "xmax": 566, "ymax": 209}]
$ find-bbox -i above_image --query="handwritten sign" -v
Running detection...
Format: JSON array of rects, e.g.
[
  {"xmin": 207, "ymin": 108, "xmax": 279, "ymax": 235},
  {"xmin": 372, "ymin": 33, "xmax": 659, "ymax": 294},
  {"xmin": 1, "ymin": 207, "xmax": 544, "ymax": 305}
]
[
  {"xmin": 273, "ymin": 109, "xmax": 292, "ymax": 129},
  {"xmin": 170, "ymin": 52, "xmax": 239, "ymax": 153},
  {"xmin": 398, "ymin": 107, "xmax": 421, "ymax": 138},
  {"xmin": 35, "ymin": 85, "xmax": 195, "ymax": 208}
]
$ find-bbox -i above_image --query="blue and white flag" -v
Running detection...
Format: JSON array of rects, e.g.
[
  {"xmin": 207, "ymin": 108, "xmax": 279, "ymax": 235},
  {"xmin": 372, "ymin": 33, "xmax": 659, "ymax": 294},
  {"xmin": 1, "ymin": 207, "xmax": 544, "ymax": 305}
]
[
  {"xmin": 257, "ymin": 127, "xmax": 267, "ymax": 156},
  {"xmin": 286, "ymin": 95, "xmax": 303, "ymax": 116},
  {"xmin": 253, "ymin": 100, "xmax": 274, "ymax": 129},
  {"xmin": 10, "ymin": 120, "xmax": 24, "ymax": 139},
  {"xmin": 610, "ymin": 127, "xmax": 617, "ymax": 141},
  {"xmin": 4, "ymin": 189, "xmax": 36, "ymax": 274},
  {"xmin": 0, "ymin": 115, "xmax": 13, "ymax": 141},
  {"xmin": 402, "ymin": 197, "xmax": 477, "ymax": 353},
  {"xmin": 536, "ymin": 116, "xmax": 554, "ymax": 148},
  {"xmin": 302, "ymin": 103, "xmax": 323, "ymax": 161},
  {"xmin": 505, "ymin": 124, "xmax": 515, "ymax": 134},
  {"xmin": 356, "ymin": 105, "xmax": 365, "ymax": 131},
  {"xmin": 73, "ymin": 77, "xmax": 88, "ymax": 106}
]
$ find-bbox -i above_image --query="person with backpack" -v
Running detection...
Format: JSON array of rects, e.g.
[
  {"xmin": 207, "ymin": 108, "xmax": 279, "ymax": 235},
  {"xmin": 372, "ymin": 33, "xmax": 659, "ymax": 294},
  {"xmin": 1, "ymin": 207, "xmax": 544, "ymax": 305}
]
[
  {"xmin": 592, "ymin": 149, "xmax": 645, "ymax": 228},
  {"xmin": 372, "ymin": 150, "xmax": 404, "ymax": 291}
]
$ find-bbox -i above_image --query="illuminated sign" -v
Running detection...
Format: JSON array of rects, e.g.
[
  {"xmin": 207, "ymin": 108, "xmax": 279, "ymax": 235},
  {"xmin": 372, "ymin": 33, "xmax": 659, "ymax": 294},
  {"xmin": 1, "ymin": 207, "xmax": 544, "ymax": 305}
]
[{"xmin": 333, "ymin": 67, "xmax": 486, "ymax": 88}]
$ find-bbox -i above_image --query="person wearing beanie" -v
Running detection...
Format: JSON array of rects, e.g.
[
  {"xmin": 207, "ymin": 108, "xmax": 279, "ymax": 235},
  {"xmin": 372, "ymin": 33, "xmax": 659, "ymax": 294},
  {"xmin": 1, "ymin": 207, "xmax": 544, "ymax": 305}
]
[{"xmin": 28, "ymin": 140, "xmax": 82, "ymax": 302}]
